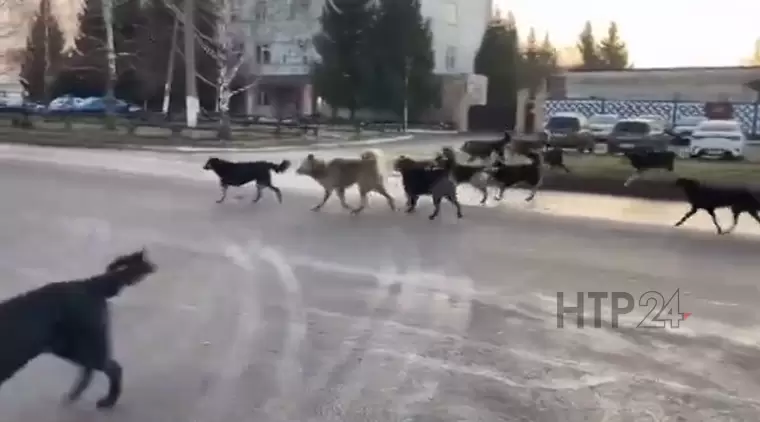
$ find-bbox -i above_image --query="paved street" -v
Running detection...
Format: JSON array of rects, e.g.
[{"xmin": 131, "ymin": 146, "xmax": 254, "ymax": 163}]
[{"xmin": 2, "ymin": 145, "xmax": 760, "ymax": 421}]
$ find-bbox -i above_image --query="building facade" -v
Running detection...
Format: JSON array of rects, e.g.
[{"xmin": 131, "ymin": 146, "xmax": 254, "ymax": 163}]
[
  {"xmin": 240, "ymin": 0, "xmax": 492, "ymax": 127},
  {"xmin": 552, "ymin": 66, "xmax": 760, "ymax": 102}
]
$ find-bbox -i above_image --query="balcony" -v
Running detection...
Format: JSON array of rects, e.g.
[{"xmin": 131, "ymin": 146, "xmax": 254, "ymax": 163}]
[{"xmin": 258, "ymin": 63, "xmax": 311, "ymax": 76}]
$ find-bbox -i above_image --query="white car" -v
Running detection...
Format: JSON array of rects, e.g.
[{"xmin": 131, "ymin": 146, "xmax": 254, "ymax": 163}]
[
  {"xmin": 587, "ymin": 114, "xmax": 619, "ymax": 140},
  {"xmin": 689, "ymin": 120, "xmax": 746, "ymax": 160}
]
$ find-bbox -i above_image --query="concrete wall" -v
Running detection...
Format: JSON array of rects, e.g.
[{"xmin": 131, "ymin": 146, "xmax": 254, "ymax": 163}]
[{"xmin": 563, "ymin": 67, "xmax": 760, "ymax": 102}]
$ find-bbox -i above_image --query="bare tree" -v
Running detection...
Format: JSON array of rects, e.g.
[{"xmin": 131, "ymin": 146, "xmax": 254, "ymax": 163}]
[{"xmin": 166, "ymin": 0, "xmax": 312, "ymax": 139}]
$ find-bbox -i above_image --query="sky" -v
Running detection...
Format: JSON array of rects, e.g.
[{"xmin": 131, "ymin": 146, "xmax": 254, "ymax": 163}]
[{"xmin": 499, "ymin": 0, "xmax": 760, "ymax": 68}]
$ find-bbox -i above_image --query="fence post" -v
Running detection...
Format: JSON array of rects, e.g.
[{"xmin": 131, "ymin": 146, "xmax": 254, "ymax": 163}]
[
  {"xmin": 600, "ymin": 98, "xmax": 606, "ymax": 113},
  {"xmin": 753, "ymin": 101, "xmax": 759, "ymax": 138},
  {"xmin": 671, "ymin": 99, "xmax": 678, "ymax": 126}
]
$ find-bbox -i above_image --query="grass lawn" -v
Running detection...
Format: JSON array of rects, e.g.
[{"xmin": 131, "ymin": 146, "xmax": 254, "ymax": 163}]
[{"xmin": 561, "ymin": 154, "xmax": 760, "ymax": 185}]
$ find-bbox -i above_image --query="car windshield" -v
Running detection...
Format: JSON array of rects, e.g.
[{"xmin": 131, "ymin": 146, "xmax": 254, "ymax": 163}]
[
  {"xmin": 589, "ymin": 115, "xmax": 617, "ymax": 124},
  {"xmin": 613, "ymin": 121, "xmax": 650, "ymax": 134},
  {"xmin": 546, "ymin": 117, "xmax": 580, "ymax": 130},
  {"xmin": 698, "ymin": 122, "xmax": 739, "ymax": 132}
]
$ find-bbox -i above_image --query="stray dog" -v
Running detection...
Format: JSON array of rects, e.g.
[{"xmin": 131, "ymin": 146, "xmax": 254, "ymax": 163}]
[
  {"xmin": 621, "ymin": 150, "xmax": 676, "ymax": 187},
  {"xmin": 487, "ymin": 150, "xmax": 544, "ymax": 202},
  {"xmin": 203, "ymin": 157, "xmax": 291, "ymax": 203},
  {"xmin": 543, "ymin": 146, "xmax": 571, "ymax": 173},
  {"xmin": 438, "ymin": 147, "xmax": 491, "ymax": 205},
  {"xmin": 674, "ymin": 178, "xmax": 760, "ymax": 234},
  {"xmin": 0, "ymin": 248, "xmax": 157, "ymax": 409},
  {"xmin": 394, "ymin": 153, "xmax": 462, "ymax": 220},
  {"xmin": 295, "ymin": 149, "xmax": 395, "ymax": 214},
  {"xmin": 460, "ymin": 132, "xmax": 511, "ymax": 163}
]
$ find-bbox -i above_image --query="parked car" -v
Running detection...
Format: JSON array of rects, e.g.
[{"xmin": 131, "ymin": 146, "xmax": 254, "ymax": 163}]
[
  {"xmin": 587, "ymin": 113, "xmax": 619, "ymax": 142},
  {"xmin": 606, "ymin": 118, "xmax": 670, "ymax": 154},
  {"xmin": 637, "ymin": 114, "xmax": 670, "ymax": 131},
  {"xmin": 541, "ymin": 112, "xmax": 595, "ymax": 153},
  {"xmin": 689, "ymin": 119, "xmax": 746, "ymax": 160}
]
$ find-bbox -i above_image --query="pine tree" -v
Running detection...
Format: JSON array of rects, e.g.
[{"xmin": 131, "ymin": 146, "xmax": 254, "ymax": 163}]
[
  {"xmin": 473, "ymin": 16, "xmax": 520, "ymax": 107},
  {"xmin": 597, "ymin": 21, "xmax": 629, "ymax": 70},
  {"xmin": 367, "ymin": 0, "xmax": 438, "ymax": 120},
  {"xmin": 576, "ymin": 21, "xmax": 600, "ymax": 70},
  {"xmin": 313, "ymin": 0, "xmax": 376, "ymax": 119},
  {"xmin": 20, "ymin": 0, "xmax": 66, "ymax": 103}
]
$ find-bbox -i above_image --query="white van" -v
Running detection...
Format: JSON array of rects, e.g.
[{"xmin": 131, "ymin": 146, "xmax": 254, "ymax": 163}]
[{"xmin": 689, "ymin": 119, "xmax": 747, "ymax": 160}]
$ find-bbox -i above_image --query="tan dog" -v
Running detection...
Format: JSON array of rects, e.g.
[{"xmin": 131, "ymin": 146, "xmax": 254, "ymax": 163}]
[{"xmin": 296, "ymin": 149, "xmax": 396, "ymax": 214}]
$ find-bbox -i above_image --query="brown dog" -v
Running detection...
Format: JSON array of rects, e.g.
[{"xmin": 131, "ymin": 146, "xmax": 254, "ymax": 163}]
[{"xmin": 295, "ymin": 149, "xmax": 396, "ymax": 214}]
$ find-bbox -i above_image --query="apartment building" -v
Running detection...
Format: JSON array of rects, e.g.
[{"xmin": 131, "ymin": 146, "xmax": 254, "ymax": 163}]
[{"xmin": 241, "ymin": 0, "xmax": 491, "ymax": 128}]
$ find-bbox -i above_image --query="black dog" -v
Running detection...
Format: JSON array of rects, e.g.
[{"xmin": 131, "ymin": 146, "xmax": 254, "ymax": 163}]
[
  {"xmin": 674, "ymin": 178, "xmax": 760, "ymax": 234},
  {"xmin": 460, "ymin": 132, "xmax": 511, "ymax": 163},
  {"xmin": 622, "ymin": 150, "xmax": 676, "ymax": 187},
  {"xmin": 488, "ymin": 151, "xmax": 544, "ymax": 202},
  {"xmin": 543, "ymin": 146, "xmax": 571, "ymax": 173},
  {"xmin": 438, "ymin": 147, "xmax": 491, "ymax": 205},
  {"xmin": 0, "ymin": 249, "xmax": 157, "ymax": 409},
  {"xmin": 394, "ymin": 153, "xmax": 463, "ymax": 220},
  {"xmin": 203, "ymin": 157, "xmax": 291, "ymax": 203}
]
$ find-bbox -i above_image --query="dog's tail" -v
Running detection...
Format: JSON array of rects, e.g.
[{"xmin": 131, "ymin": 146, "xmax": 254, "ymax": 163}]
[
  {"xmin": 360, "ymin": 148, "xmax": 388, "ymax": 178},
  {"xmin": 271, "ymin": 159, "xmax": 291, "ymax": 173}
]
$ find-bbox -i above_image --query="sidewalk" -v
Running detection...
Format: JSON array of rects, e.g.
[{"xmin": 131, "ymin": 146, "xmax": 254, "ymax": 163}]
[{"xmin": 0, "ymin": 128, "xmax": 414, "ymax": 153}]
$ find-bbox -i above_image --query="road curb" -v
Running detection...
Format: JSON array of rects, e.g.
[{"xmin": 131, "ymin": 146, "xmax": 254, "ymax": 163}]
[{"xmin": 129, "ymin": 134, "xmax": 415, "ymax": 153}]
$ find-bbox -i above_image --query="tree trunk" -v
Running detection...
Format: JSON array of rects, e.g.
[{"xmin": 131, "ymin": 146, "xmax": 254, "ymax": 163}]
[
  {"xmin": 217, "ymin": 73, "xmax": 232, "ymax": 140},
  {"xmin": 101, "ymin": 0, "xmax": 117, "ymax": 131},
  {"xmin": 184, "ymin": 0, "xmax": 199, "ymax": 128},
  {"xmin": 162, "ymin": 18, "xmax": 179, "ymax": 115}
]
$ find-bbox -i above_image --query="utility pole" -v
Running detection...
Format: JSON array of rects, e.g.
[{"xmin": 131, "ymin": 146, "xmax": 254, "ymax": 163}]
[{"xmin": 403, "ymin": 57, "xmax": 410, "ymax": 132}]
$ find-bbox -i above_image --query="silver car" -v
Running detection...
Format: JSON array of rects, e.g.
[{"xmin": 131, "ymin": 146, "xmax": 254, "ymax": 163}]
[{"xmin": 606, "ymin": 118, "xmax": 671, "ymax": 154}]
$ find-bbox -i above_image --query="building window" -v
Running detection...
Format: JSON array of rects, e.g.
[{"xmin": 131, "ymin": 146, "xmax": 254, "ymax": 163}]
[
  {"xmin": 255, "ymin": 0, "xmax": 267, "ymax": 22},
  {"xmin": 256, "ymin": 44, "xmax": 271, "ymax": 64},
  {"xmin": 258, "ymin": 91, "xmax": 270, "ymax": 106},
  {"xmin": 445, "ymin": 46, "xmax": 456, "ymax": 70},
  {"xmin": 289, "ymin": 0, "xmax": 310, "ymax": 19},
  {"xmin": 443, "ymin": 1, "xmax": 458, "ymax": 25}
]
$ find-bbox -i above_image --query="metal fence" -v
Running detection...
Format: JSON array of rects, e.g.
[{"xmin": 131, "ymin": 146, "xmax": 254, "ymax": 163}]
[{"xmin": 545, "ymin": 98, "xmax": 760, "ymax": 137}]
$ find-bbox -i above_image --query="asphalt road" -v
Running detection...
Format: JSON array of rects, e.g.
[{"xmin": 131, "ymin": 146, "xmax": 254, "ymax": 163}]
[{"xmin": 2, "ymin": 146, "xmax": 760, "ymax": 421}]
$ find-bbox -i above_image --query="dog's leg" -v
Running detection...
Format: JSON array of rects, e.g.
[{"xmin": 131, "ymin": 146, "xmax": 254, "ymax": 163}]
[
  {"xmin": 674, "ymin": 206, "xmax": 697, "ymax": 227},
  {"xmin": 95, "ymin": 359, "xmax": 123, "ymax": 409},
  {"xmin": 526, "ymin": 176, "xmax": 544, "ymax": 202},
  {"xmin": 495, "ymin": 185, "xmax": 507, "ymax": 201},
  {"xmin": 706, "ymin": 209, "xmax": 723, "ymax": 234},
  {"xmin": 351, "ymin": 187, "xmax": 370, "ymax": 215},
  {"xmin": 64, "ymin": 367, "xmax": 94, "ymax": 404},
  {"xmin": 268, "ymin": 184, "xmax": 283, "ymax": 203},
  {"xmin": 447, "ymin": 194, "xmax": 463, "ymax": 218},
  {"xmin": 312, "ymin": 188, "xmax": 332, "ymax": 211},
  {"xmin": 724, "ymin": 207, "xmax": 743, "ymax": 234},
  {"xmin": 216, "ymin": 184, "xmax": 228, "ymax": 203},
  {"xmin": 252, "ymin": 184, "xmax": 263, "ymax": 203},
  {"xmin": 374, "ymin": 185, "xmax": 396, "ymax": 211},
  {"xmin": 429, "ymin": 194, "xmax": 442, "ymax": 220},
  {"xmin": 562, "ymin": 164, "xmax": 571, "ymax": 173},
  {"xmin": 406, "ymin": 195, "xmax": 418, "ymax": 213},
  {"xmin": 336, "ymin": 187, "xmax": 353, "ymax": 211},
  {"xmin": 623, "ymin": 171, "xmax": 641, "ymax": 187}
]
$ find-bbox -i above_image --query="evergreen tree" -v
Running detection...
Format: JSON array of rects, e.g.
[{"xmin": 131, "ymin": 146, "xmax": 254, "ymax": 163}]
[
  {"xmin": 597, "ymin": 21, "xmax": 629, "ymax": 69},
  {"xmin": 20, "ymin": 0, "xmax": 66, "ymax": 103},
  {"xmin": 367, "ymin": 0, "xmax": 438, "ymax": 120},
  {"xmin": 312, "ymin": 0, "xmax": 376, "ymax": 119},
  {"xmin": 473, "ymin": 15, "xmax": 520, "ymax": 107},
  {"xmin": 576, "ymin": 21, "xmax": 600, "ymax": 70},
  {"xmin": 519, "ymin": 29, "xmax": 557, "ymax": 93}
]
